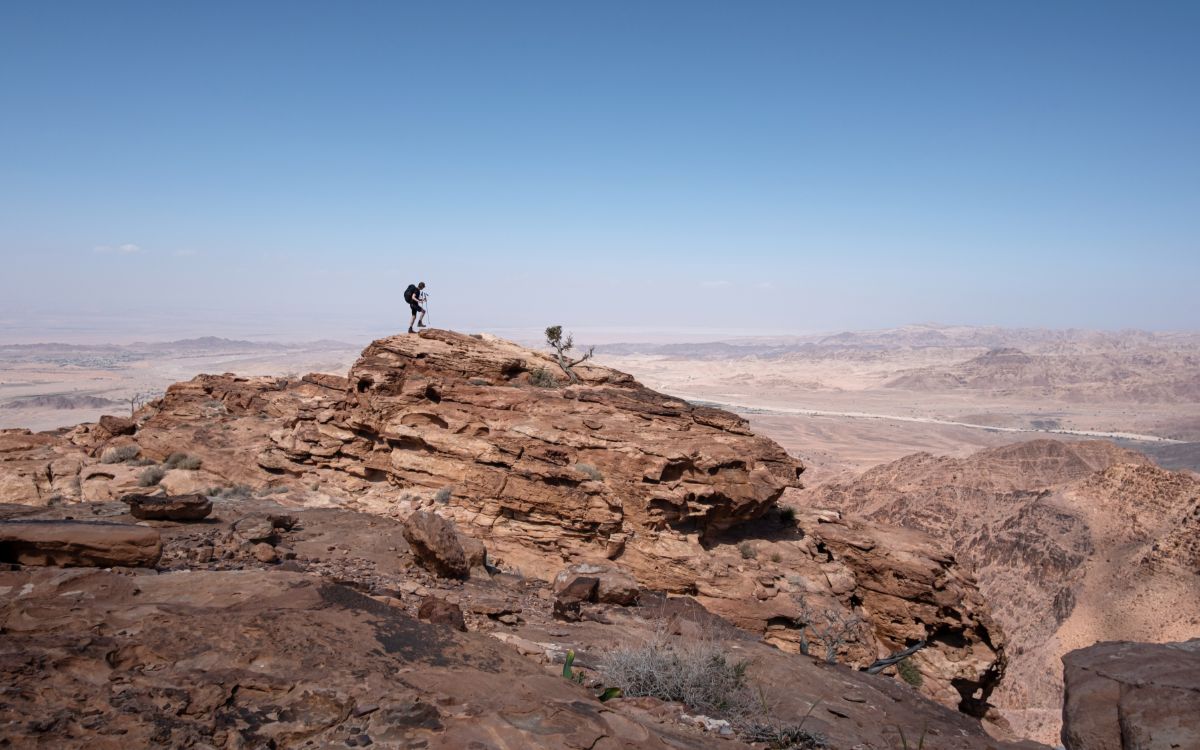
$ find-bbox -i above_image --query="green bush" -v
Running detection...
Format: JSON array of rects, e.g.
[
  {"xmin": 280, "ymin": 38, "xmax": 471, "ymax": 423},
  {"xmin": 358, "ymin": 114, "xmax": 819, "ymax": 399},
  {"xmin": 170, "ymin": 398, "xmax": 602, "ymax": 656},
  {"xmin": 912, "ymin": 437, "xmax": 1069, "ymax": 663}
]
[
  {"xmin": 138, "ymin": 466, "xmax": 166, "ymax": 487},
  {"xmin": 739, "ymin": 541, "xmax": 756, "ymax": 560},
  {"xmin": 434, "ymin": 486, "xmax": 453, "ymax": 503},
  {"xmin": 778, "ymin": 506, "xmax": 797, "ymax": 525},
  {"xmin": 896, "ymin": 657, "xmax": 924, "ymax": 687}
]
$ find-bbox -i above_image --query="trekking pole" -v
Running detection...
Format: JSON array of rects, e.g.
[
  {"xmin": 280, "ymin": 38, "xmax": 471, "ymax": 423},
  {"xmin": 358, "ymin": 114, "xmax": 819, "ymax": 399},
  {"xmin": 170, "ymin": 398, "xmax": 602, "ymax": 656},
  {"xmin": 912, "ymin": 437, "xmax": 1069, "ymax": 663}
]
[{"xmin": 423, "ymin": 293, "xmax": 430, "ymax": 328}]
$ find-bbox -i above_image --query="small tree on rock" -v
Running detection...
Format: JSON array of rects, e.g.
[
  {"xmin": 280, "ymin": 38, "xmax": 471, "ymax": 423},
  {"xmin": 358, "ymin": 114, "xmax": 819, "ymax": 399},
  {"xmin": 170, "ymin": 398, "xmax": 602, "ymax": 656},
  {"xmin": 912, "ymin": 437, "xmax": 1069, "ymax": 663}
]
[{"xmin": 545, "ymin": 325, "xmax": 593, "ymax": 384}]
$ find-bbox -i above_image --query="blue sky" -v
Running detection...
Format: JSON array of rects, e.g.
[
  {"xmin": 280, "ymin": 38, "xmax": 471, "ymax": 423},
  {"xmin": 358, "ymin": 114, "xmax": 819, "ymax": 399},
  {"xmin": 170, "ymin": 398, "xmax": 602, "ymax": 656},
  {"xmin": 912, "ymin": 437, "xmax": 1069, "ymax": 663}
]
[{"xmin": 1, "ymin": 1, "xmax": 1197, "ymax": 339}]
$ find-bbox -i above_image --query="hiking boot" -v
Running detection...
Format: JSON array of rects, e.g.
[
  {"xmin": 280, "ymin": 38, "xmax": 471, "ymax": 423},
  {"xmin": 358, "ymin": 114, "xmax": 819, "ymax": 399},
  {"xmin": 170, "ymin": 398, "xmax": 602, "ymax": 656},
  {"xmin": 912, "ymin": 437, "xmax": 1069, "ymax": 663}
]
[
  {"xmin": 418, "ymin": 322, "xmax": 428, "ymax": 328},
  {"xmin": 408, "ymin": 327, "xmax": 415, "ymax": 334}
]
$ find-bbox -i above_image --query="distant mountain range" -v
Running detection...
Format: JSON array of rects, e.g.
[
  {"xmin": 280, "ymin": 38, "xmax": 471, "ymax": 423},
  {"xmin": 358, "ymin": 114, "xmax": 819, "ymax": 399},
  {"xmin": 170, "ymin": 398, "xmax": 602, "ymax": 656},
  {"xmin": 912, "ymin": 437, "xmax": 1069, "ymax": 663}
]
[
  {"xmin": 595, "ymin": 324, "xmax": 1200, "ymax": 357},
  {"xmin": 0, "ymin": 394, "xmax": 121, "ymax": 410},
  {"xmin": 0, "ymin": 337, "xmax": 357, "ymax": 356}
]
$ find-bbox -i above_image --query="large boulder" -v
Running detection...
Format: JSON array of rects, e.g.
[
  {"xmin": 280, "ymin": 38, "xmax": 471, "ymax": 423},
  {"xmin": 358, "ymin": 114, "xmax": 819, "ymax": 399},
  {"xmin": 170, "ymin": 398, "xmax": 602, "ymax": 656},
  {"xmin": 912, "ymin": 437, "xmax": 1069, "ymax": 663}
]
[
  {"xmin": 1061, "ymin": 639, "xmax": 1200, "ymax": 750},
  {"xmin": 97, "ymin": 414, "xmax": 136, "ymax": 438},
  {"xmin": 402, "ymin": 511, "xmax": 468, "ymax": 578},
  {"xmin": 121, "ymin": 493, "xmax": 213, "ymax": 521},
  {"xmin": 553, "ymin": 562, "xmax": 640, "ymax": 606},
  {"xmin": 0, "ymin": 520, "xmax": 162, "ymax": 567}
]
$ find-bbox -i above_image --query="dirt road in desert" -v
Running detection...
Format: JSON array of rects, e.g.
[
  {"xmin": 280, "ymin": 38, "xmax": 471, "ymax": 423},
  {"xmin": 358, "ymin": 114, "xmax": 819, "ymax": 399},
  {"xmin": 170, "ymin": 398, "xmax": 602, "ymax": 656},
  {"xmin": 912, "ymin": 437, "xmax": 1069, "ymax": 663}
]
[{"xmin": 676, "ymin": 393, "xmax": 1182, "ymax": 444}]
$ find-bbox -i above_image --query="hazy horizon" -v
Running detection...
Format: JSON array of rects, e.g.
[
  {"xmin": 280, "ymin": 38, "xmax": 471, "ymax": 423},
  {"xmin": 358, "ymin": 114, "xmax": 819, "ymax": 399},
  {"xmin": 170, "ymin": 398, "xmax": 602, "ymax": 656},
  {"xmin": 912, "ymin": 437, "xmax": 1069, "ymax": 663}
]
[
  {"xmin": 2, "ymin": 312, "xmax": 1196, "ymax": 349},
  {"xmin": 3, "ymin": 2, "xmax": 1198, "ymax": 336}
]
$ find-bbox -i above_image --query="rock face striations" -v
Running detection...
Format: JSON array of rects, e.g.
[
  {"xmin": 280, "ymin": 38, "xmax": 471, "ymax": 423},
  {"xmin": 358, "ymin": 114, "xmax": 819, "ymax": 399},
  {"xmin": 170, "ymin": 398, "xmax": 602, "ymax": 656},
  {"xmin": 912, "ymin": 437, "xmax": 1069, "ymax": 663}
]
[
  {"xmin": 0, "ymin": 329, "xmax": 1016, "ymax": 737},
  {"xmin": 797, "ymin": 439, "xmax": 1200, "ymax": 743}
]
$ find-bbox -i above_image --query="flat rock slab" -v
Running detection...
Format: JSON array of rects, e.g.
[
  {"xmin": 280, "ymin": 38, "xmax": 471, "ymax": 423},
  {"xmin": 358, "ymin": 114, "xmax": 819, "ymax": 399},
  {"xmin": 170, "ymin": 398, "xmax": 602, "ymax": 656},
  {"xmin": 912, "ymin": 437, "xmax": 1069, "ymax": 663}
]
[
  {"xmin": 122, "ymin": 493, "xmax": 213, "ymax": 521},
  {"xmin": 0, "ymin": 520, "xmax": 162, "ymax": 567},
  {"xmin": 0, "ymin": 568, "xmax": 731, "ymax": 749}
]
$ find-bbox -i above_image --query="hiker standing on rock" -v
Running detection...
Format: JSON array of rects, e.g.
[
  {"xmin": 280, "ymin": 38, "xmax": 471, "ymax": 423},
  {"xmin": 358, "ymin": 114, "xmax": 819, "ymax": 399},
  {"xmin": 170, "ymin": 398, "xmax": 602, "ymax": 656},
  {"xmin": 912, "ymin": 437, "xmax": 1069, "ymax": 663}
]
[{"xmin": 405, "ymin": 282, "xmax": 427, "ymax": 334}]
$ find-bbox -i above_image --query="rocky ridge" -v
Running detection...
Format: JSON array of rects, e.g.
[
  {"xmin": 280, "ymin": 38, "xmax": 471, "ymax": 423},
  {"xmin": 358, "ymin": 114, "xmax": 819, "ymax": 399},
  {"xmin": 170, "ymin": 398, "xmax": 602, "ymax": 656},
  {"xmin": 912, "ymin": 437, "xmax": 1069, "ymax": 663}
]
[{"xmin": 0, "ymin": 330, "xmax": 1023, "ymax": 745}]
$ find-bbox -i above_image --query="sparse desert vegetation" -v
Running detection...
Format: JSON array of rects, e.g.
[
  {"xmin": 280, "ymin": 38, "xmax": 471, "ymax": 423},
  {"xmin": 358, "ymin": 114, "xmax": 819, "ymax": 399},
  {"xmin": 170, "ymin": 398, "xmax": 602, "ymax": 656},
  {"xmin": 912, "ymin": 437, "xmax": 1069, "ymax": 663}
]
[
  {"xmin": 573, "ymin": 463, "xmax": 603, "ymax": 481},
  {"xmin": 137, "ymin": 465, "xmax": 166, "ymax": 487},
  {"xmin": 164, "ymin": 452, "xmax": 202, "ymax": 470},
  {"xmin": 100, "ymin": 444, "xmax": 140, "ymax": 464},
  {"xmin": 600, "ymin": 633, "xmax": 827, "ymax": 748}
]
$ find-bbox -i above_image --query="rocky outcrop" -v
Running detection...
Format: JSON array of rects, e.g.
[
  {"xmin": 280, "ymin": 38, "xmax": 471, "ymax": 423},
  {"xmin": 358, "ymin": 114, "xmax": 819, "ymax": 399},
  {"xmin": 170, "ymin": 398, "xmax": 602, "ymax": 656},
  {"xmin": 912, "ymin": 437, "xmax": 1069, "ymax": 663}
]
[
  {"xmin": 0, "ymin": 330, "xmax": 1009, "ymax": 725},
  {"xmin": 1061, "ymin": 639, "xmax": 1200, "ymax": 750},
  {"xmin": 0, "ymin": 519, "xmax": 162, "ymax": 567},
  {"xmin": 798, "ymin": 439, "xmax": 1200, "ymax": 743},
  {"xmin": 0, "ymin": 429, "xmax": 84, "ymax": 505},
  {"xmin": 124, "ymin": 330, "xmax": 803, "ymax": 588},
  {"xmin": 685, "ymin": 508, "xmax": 1007, "ymax": 720}
]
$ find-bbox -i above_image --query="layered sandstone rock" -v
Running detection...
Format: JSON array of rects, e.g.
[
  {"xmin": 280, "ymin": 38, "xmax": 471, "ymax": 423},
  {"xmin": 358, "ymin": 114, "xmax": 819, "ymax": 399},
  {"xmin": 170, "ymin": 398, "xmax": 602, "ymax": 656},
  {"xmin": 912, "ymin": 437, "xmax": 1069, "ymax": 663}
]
[
  {"xmin": 102, "ymin": 330, "xmax": 805, "ymax": 588},
  {"xmin": 688, "ymin": 509, "xmax": 1006, "ymax": 719},
  {"xmin": 1061, "ymin": 639, "xmax": 1200, "ymax": 750},
  {"xmin": 0, "ymin": 429, "xmax": 85, "ymax": 505},
  {"xmin": 0, "ymin": 519, "xmax": 162, "ymax": 567}
]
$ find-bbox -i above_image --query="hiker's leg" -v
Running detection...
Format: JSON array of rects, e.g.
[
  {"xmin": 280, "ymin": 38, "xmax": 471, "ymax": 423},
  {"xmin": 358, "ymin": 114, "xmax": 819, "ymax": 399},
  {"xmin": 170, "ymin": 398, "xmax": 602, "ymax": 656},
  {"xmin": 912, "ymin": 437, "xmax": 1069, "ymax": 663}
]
[{"xmin": 409, "ymin": 312, "xmax": 417, "ymax": 333}]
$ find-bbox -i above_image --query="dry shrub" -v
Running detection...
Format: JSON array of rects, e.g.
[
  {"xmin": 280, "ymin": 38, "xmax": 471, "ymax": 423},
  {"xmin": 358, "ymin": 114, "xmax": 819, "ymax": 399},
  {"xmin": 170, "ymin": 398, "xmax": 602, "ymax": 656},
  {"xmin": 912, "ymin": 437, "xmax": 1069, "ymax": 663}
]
[
  {"xmin": 599, "ymin": 631, "xmax": 828, "ymax": 749},
  {"xmin": 100, "ymin": 444, "xmax": 140, "ymax": 464},
  {"xmin": 530, "ymin": 367, "xmax": 559, "ymax": 388},
  {"xmin": 599, "ymin": 632, "xmax": 748, "ymax": 715},
  {"xmin": 573, "ymin": 463, "xmax": 603, "ymax": 482},
  {"xmin": 137, "ymin": 466, "xmax": 166, "ymax": 487},
  {"xmin": 164, "ymin": 452, "xmax": 202, "ymax": 470}
]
